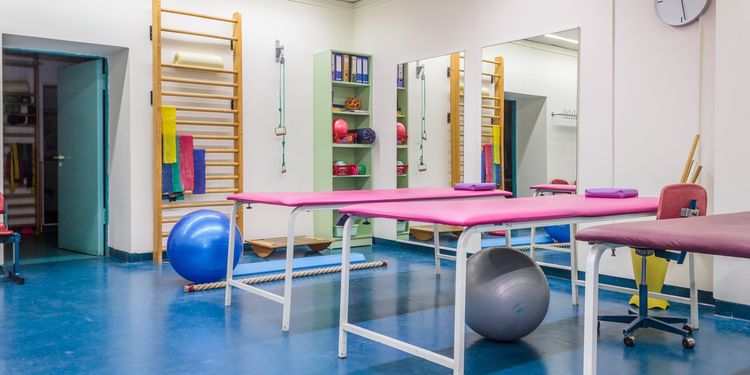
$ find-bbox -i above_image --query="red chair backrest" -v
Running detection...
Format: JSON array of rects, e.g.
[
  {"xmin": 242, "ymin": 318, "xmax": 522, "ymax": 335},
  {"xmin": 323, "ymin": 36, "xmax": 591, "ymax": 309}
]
[
  {"xmin": 657, "ymin": 183, "xmax": 707, "ymax": 220},
  {"xmin": 0, "ymin": 193, "xmax": 5, "ymax": 215}
]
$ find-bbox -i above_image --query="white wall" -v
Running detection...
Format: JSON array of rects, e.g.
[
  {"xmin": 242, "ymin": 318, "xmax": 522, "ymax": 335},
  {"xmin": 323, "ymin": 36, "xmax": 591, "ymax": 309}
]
[
  {"xmin": 354, "ymin": 0, "xmax": 718, "ymax": 296},
  {"xmin": 483, "ymin": 41, "xmax": 579, "ymax": 196},
  {"xmin": 1, "ymin": 0, "xmax": 354, "ymax": 254},
  {"xmin": 712, "ymin": 0, "xmax": 750, "ymax": 305},
  {"xmin": 406, "ymin": 56, "xmax": 452, "ymax": 189}
]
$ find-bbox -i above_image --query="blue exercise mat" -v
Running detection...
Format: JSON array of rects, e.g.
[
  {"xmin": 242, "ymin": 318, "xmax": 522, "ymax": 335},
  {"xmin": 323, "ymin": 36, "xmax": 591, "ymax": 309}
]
[
  {"xmin": 481, "ymin": 234, "xmax": 555, "ymax": 247},
  {"xmin": 233, "ymin": 253, "xmax": 365, "ymax": 278}
]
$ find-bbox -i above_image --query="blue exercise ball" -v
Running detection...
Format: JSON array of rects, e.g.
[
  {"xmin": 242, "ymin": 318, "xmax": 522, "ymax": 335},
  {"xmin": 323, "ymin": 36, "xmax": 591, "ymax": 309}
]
[
  {"xmin": 544, "ymin": 224, "xmax": 570, "ymax": 243},
  {"xmin": 167, "ymin": 210, "xmax": 242, "ymax": 283},
  {"xmin": 466, "ymin": 247, "xmax": 550, "ymax": 341}
]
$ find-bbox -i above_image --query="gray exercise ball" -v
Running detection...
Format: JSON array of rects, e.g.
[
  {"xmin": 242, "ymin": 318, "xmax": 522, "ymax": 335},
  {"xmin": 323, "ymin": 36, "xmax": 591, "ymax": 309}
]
[{"xmin": 466, "ymin": 247, "xmax": 550, "ymax": 341}]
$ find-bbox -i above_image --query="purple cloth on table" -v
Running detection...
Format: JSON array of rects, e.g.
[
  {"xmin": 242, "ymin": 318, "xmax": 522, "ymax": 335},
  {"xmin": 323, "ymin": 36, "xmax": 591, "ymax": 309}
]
[
  {"xmin": 454, "ymin": 182, "xmax": 496, "ymax": 191},
  {"xmin": 585, "ymin": 188, "xmax": 638, "ymax": 198},
  {"xmin": 193, "ymin": 149, "xmax": 206, "ymax": 194}
]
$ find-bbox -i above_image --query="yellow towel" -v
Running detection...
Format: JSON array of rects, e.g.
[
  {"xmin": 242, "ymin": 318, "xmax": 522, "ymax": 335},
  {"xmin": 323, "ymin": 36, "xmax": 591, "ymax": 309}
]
[
  {"xmin": 492, "ymin": 125, "xmax": 501, "ymax": 164},
  {"xmin": 162, "ymin": 106, "xmax": 177, "ymax": 164},
  {"xmin": 9, "ymin": 144, "xmax": 19, "ymax": 192}
]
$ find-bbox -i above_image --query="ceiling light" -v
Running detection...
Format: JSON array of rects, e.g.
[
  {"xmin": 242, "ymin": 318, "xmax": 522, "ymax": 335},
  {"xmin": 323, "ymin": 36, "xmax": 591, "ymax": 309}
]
[{"xmin": 543, "ymin": 34, "xmax": 579, "ymax": 45}]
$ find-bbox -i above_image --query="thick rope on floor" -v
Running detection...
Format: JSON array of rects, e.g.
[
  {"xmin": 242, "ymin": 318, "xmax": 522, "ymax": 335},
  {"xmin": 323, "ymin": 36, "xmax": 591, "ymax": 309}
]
[{"xmin": 184, "ymin": 260, "xmax": 388, "ymax": 292}]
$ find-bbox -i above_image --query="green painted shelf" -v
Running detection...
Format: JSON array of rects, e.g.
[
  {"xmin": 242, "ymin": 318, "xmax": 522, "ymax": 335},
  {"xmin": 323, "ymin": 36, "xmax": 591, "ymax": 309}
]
[
  {"xmin": 332, "ymin": 80, "xmax": 369, "ymax": 88},
  {"xmin": 314, "ymin": 50, "xmax": 374, "ymax": 249},
  {"xmin": 333, "ymin": 143, "xmax": 372, "ymax": 148}
]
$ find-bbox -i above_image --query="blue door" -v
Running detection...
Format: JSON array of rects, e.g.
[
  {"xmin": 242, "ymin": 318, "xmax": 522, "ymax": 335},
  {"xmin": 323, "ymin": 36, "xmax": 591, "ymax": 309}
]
[{"xmin": 57, "ymin": 59, "xmax": 104, "ymax": 255}]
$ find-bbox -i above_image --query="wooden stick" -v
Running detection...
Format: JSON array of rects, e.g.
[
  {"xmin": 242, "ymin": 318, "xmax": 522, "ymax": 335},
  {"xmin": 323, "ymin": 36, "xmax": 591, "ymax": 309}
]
[
  {"xmin": 162, "ymin": 63, "xmax": 237, "ymax": 74},
  {"xmin": 690, "ymin": 165, "xmax": 703, "ymax": 183},
  {"xmin": 161, "ymin": 8, "xmax": 237, "ymax": 23},
  {"xmin": 206, "ymin": 175, "xmax": 239, "ymax": 180},
  {"xmin": 162, "ymin": 91, "xmax": 237, "ymax": 100},
  {"xmin": 162, "ymin": 201, "xmax": 234, "ymax": 209},
  {"xmin": 176, "ymin": 120, "xmax": 238, "ymax": 127},
  {"xmin": 205, "ymin": 148, "xmax": 239, "ymax": 153},
  {"xmin": 161, "ymin": 27, "xmax": 237, "ymax": 41},
  {"xmin": 174, "ymin": 106, "xmax": 237, "ymax": 113},
  {"xmin": 681, "ymin": 134, "xmax": 700, "ymax": 183},
  {"xmin": 206, "ymin": 161, "xmax": 239, "ymax": 166},
  {"xmin": 192, "ymin": 135, "xmax": 238, "ymax": 140},
  {"xmin": 162, "ymin": 76, "xmax": 237, "ymax": 87},
  {"xmin": 152, "ymin": 0, "xmax": 164, "ymax": 264}
]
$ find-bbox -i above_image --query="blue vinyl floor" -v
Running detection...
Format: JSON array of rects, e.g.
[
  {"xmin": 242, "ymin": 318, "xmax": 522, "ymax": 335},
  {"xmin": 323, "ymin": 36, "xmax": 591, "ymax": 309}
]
[{"xmin": 2, "ymin": 242, "xmax": 750, "ymax": 374}]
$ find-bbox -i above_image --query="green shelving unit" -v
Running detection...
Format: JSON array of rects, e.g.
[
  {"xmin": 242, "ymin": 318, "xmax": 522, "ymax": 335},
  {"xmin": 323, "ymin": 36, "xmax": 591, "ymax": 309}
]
[
  {"xmin": 313, "ymin": 50, "xmax": 374, "ymax": 249},
  {"xmin": 396, "ymin": 63, "xmax": 409, "ymax": 239}
]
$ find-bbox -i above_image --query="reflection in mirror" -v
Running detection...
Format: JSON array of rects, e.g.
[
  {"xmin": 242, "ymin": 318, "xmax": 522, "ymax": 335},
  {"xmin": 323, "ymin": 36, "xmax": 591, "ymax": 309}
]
[
  {"xmin": 395, "ymin": 52, "xmax": 463, "ymax": 239},
  {"xmin": 481, "ymin": 29, "xmax": 579, "ymax": 197}
]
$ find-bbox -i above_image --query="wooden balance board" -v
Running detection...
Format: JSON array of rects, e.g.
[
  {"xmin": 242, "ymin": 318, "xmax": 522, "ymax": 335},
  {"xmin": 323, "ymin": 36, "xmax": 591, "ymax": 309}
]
[
  {"xmin": 247, "ymin": 235, "xmax": 334, "ymax": 258},
  {"xmin": 409, "ymin": 225, "xmax": 464, "ymax": 241}
]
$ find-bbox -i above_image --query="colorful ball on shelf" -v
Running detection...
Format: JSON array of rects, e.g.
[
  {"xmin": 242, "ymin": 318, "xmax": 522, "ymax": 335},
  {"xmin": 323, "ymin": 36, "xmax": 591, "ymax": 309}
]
[
  {"xmin": 333, "ymin": 118, "xmax": 349, "ymax": 139},
  {"xmin": 396, "ymin": 122, "xmax": 407, "ymax": 144},
  {"xmin": 344, "ymin": 96, "xmax": 362, "ymax": 111},
  {"xmin": 356, "ymin": 128, "xmax": 377, "ymax": 144}
]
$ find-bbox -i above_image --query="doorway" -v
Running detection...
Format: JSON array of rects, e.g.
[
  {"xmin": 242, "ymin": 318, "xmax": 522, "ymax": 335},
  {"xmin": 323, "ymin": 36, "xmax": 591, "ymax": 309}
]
[{"xmin": 2, "ymin": 49, "xmax": 108, "ymax": 264}]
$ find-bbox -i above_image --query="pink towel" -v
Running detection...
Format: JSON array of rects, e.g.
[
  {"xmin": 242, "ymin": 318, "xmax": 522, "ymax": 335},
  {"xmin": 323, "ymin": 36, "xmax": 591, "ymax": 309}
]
[
  {"xmin": 483, "ymin": 144, "xmax": 494, "ymax": 183},
  {"xmin": 179, "ymin": 135, "xmax": 195, "ymax": 191}
]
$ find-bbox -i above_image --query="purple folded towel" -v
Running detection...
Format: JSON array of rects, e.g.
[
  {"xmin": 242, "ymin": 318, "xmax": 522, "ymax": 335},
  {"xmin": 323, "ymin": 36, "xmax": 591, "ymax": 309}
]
[
  {"xmin": 454, "ymin": 182, "xmax": 496, "ymax": 191},
  {"xmin": 585, "ymin": 187, "xmax": 639, "ymax": 198}
]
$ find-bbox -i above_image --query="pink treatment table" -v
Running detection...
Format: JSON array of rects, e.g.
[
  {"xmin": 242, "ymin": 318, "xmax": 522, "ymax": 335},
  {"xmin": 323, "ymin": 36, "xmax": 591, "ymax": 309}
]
[
  {"xmin": 223, "ymin": 187, "xmax": 511, "ymax": 331},
  {"xmin": 335, "ymin": 194, "xmax": 658, "ymax": 374},
  {"xmin": 576, "ymin": 211, "xmax": 750, "ymax": 375}
]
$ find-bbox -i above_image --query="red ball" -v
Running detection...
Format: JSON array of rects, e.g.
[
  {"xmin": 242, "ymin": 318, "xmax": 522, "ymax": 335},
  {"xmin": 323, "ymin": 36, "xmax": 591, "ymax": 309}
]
[
  {"xmin": 396, "ymin": 122, "xmax": 407, "ymax": 138},
  {"xmin": 333, "ymin": 118, "xmax": 349, "ymax": 138}
]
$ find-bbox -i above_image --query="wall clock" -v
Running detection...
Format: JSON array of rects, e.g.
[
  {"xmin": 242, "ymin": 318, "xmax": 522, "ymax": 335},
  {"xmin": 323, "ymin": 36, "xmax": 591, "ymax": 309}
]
[{"xmin": 655, "ymin": 0, "xmax": 711, "ymax": 26}]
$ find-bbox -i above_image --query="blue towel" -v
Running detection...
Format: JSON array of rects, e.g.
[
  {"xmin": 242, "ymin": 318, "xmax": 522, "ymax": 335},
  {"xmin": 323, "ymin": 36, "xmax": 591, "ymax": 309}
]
[
  {"xmin": 162, "ymin": 163, "xmax": 172, "ymax": 194},
  {"xmin": 480, "ymin": 152, "xmax": 486, "ymax": 182},
  {"xmin": 193, "ymin": 149, "xmax": 206, "ymax": 194}
]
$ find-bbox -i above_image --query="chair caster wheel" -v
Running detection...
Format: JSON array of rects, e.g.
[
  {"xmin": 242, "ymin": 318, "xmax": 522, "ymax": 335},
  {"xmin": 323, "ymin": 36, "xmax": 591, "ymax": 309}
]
[
  {"xmin": 682, "ymin": 337, "xmax": 696, "ymax": 349},
  {"xmin": 682, "ymin": 324, "xmax": 694, "ymax": 333},
  {"xmin": 624, "ymin": 335, "xmax": 635, "ymax": 347}
]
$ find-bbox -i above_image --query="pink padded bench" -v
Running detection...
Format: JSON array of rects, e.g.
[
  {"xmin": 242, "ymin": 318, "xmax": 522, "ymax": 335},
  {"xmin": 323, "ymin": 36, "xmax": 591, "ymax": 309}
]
[
  {"xmin": 576, "ymin": 211, "xmax": 750, "ymax": 375},
  {"xmin": 335, "ymin": 194, "xmax": 658, "ymax": 374},
  {"xmin": 223, "ymin": 187, "xmax": 511, "ymax": 331}
]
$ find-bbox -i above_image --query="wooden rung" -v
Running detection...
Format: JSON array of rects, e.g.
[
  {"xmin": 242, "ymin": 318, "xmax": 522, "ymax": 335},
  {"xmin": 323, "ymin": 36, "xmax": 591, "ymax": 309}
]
[
  {"xmin": 174, "ymin": 106, "xmax": 237, "ymax": 114},
  {"xmin": 206, "ymin": 161, "xmax": 239, "ymax": 166},
  {"xmin": 205, "ymin": 148, "xmax": 239, "ymax": 153},
  {"xmin": 160, "ymin": 8, "xmax": 237, "ymax": 23},
  {"xmin": 162, "ymin": 76, "xmax": 237, "ymax": 87},
  {"xmin": 482, "ymin": 115, "xmax": 501, "ymax": 119},
  {"xmin": 7, "ymin": 203, "xmax": 35, "ymax": 208},
  {"xmin": 459, "ymin": 104, "xmax": 503, "ymax": 110},
  {"xmin": 162, "ymin": 91, "xmax": 237, "ymax": 100},
  {"xmin": 193, "ymin": 135, "xmax": 238, "ymax": 140},
  {"xmin": 162, "ymin": 217, "xmax": 181, "ymax": 224},
  {"xmin": 458, "ymin": 69, "xmax": 501, "ymax": 78},
  {"xmin": 206, "ymin": 175, "xmax": 239, "ymax": 180},
  {"xmin": 456, "ymin": 56, "xmax": 501, "ymax": 65},
  {"xmin": 162, "ymin": 201, "xmax": 234, "ymax": 209},
  {"xmin": 8, "ymin": 213, "xmax": 36, "ymax": 219},
  {"xmin": 183, "ymin": 187, "xmax": 239, "ymax": 194},
  {"xmin": 162, "ymin": 63, "xmax": 237, "ymax": 74},
  {"xmin": 5, "ymin": 194, "xmax": 34, "ymax": 198},
  {"xmin": 161, "ymin": 27, "xmax": 237, "ymax": 41},
  {"xmin": 176, "ymin": 120, "xmax": 238, "ymax": 127},
  {"xmin": 459, "ymin": 94, "xmax": 503, "ymax": 101}
]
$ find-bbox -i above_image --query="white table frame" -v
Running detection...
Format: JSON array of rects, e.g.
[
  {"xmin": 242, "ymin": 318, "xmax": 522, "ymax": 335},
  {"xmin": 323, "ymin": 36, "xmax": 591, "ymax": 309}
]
[
  {"xmin": 338, "ymin": 212, "xmax": 661, "ymax": 374},
  {"xmin": 583, "ymin": 243, "xmax": 699, "ymax": 375},
  {"xmin": 223, "ymin": 195, "xmax": 503, "ymax": 332}
]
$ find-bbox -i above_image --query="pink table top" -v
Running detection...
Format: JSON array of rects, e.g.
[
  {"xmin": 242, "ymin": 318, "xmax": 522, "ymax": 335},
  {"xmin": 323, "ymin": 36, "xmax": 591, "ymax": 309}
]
[
  {"xmin": 339, "ymin": 194, "xmax": 658, "ymax": 227},
  {"xmin": 576, "ymin": 211, "xmax": 750, "ymax": 258},
  {"xmin": 226, "ymin": 187, "xmax": 512, "ymax": 207},
  {"xmin": 530, "ymin": 184, "xmax": 577, "ymax": 192}
]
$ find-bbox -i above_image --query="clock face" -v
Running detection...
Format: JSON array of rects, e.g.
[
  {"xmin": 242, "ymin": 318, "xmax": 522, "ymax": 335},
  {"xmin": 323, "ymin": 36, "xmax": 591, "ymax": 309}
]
[{"xmin": 655, "ymin": 0, "xmax": 711, "ymax": 26}]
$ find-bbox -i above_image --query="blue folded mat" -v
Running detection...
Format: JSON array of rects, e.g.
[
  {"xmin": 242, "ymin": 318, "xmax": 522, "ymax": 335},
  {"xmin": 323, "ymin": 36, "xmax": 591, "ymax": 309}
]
[{"xmin": 233, "ymin": 253, "xmax": 365, "ymax": 277}]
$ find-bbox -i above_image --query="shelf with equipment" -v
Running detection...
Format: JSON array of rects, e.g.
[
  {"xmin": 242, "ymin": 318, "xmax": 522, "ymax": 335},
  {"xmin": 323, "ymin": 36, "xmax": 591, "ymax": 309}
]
[
  {"xmin": 313, "ymin": 50, "xmax": 373, "ymax": 249},
  {"xmin": 2, "ymin": 53, "xmax": 42, "ymax": 233},
  {"xmin": 396, "ymin": 62, "xmax": 409, "ymax": 239}
]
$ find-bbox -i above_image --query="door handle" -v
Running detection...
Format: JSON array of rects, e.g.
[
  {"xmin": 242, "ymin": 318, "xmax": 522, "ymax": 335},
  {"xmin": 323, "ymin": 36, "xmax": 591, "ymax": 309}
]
[{"xmin": 53, "ymin": 155, "xmax": 65, "ymax": 167}]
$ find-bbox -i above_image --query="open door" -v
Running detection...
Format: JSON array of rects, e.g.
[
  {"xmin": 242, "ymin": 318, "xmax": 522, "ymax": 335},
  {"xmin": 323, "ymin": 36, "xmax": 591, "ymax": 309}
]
[{"xmin": 57, "ymin": 59, "xmax": 105, "ymax": 255}]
